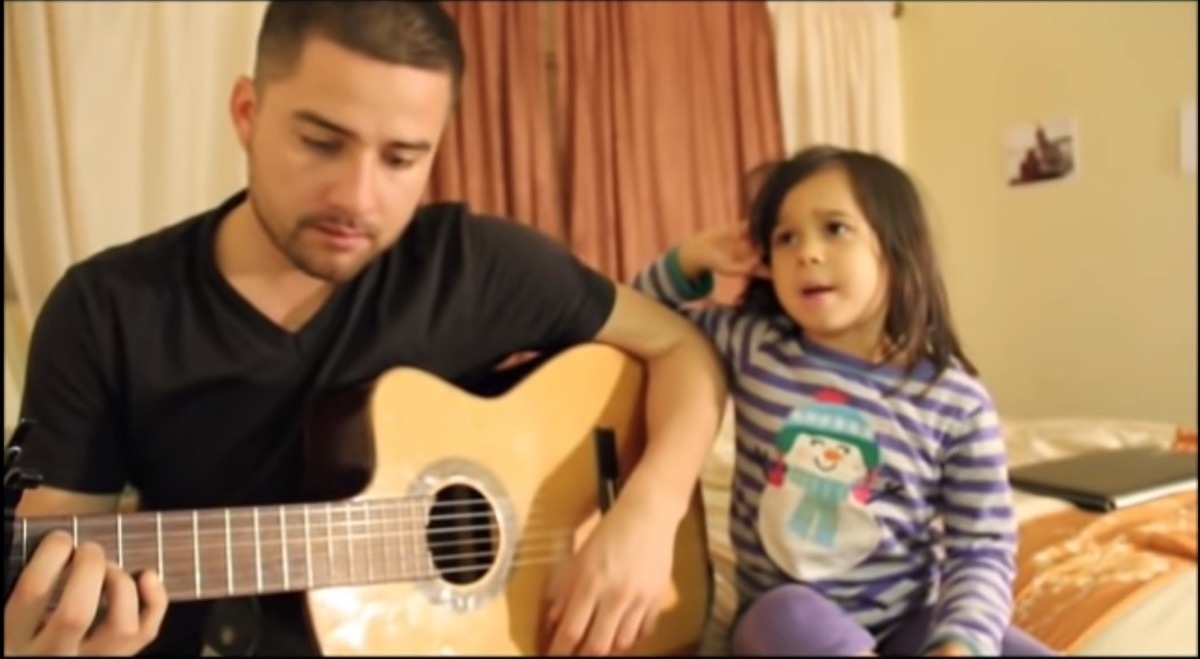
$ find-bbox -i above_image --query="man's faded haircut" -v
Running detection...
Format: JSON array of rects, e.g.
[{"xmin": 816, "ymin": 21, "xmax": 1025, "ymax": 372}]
[{"xmin": 253, "ymin": 1, "xmax": 465, "ymax": 97}]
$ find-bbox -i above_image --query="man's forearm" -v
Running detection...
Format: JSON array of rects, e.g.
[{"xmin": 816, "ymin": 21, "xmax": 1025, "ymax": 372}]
[{"xmin": 618, "ymin": 332, "xmax": 727, "ymax": 522}]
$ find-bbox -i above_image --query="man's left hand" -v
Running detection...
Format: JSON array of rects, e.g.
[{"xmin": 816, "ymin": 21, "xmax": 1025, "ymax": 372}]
[{"xmin": 541, "ymin": 494, "xmax": 678, "ymax": 656}]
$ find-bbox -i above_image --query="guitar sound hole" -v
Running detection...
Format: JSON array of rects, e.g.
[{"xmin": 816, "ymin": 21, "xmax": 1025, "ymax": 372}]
[{"xmin": 427, "ymin": 483, "xmax": 499, "ymax": 585}]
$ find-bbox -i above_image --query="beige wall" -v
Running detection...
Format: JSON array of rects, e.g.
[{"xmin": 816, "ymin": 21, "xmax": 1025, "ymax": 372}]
[{"xmin": 901, "ymin": 1, "xmax": 1197, "ymax": 426}]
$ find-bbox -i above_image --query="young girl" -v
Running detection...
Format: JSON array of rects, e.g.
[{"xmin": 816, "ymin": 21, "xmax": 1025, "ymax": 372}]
[{"xmin": 631, "ymin": 146, "xmax": 1055, "ymax": 657}]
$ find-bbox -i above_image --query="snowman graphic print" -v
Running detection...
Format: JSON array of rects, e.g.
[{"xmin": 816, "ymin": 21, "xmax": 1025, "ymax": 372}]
[{"xmin": 757, "ymin": 388, "xmax": 884, "ymax": 582}]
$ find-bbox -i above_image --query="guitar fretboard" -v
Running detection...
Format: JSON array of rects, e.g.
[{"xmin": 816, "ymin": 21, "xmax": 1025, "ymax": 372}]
[{"xmin": 9, "ymin": 497, "xmax": 484, "ymax": 602}]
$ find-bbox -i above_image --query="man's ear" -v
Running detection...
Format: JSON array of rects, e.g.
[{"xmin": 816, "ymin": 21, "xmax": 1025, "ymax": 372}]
[{"xmin": 229, "ymin": 75, "xmax": 258, "ymax": 151}]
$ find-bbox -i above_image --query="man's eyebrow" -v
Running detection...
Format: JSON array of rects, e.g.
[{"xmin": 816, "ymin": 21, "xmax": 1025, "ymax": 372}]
[{"xmin": 293, "ymin": 110, "xmax": 432, "ymax": 151}]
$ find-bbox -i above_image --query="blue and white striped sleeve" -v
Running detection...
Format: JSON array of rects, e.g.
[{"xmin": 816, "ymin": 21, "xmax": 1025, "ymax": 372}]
[
  {"xmin": 926, "ymin": 394, "xmax": 1018, "ymax": 656},
  {"xmin": 631, "ymin": 247, "xmax": 740, "ymax": 362}
]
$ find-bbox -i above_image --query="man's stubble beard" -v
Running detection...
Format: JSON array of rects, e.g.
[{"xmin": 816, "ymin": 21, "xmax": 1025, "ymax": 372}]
[{"xmin": 247, "ymin": 192, "xmax": 374, "ymax": 285}]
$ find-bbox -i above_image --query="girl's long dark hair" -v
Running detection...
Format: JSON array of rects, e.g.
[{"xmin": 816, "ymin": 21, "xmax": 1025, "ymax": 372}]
[{"xmin": 739, "ymin": 145, "xmax": 978, "ymax": 381}]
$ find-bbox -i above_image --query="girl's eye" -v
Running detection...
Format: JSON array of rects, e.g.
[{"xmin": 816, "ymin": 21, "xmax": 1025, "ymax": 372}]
[
  {"xmin": 826, "ymin": 221, "xmax": 850, "ymax": 236},
  {"xmin": 773, "ymin": 230, "xmax": 797, "ymax": 246}
]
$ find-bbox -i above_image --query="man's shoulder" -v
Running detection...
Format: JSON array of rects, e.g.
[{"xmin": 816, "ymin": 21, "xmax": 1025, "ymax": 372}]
[
  {"xmin": 406, "ymin": 201, "xmax": 540, "ymax": 242},
  {"xmin": 73, "ymin": 216, "xmax": 204, "ymax": 284},
  {"xmin": 65, "ymin": 200, "xmax": 222, "ymax": 300},
  {"xmin": 396, "ymin": 202, "xmax": 563, "ymax": 271}
]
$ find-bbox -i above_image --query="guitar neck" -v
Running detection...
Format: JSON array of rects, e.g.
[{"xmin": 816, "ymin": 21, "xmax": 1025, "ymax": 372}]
[{"xmin": 10, "ymin": 497, "xmax": 450, "ymax": 602}]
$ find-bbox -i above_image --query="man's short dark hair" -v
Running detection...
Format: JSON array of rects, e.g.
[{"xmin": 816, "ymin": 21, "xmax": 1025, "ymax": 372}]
[{"xmin": 254, "ymin": 1, "xmax": 465, "ymax": 96}]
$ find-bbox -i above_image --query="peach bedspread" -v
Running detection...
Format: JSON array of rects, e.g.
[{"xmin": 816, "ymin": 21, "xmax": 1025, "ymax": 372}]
[{"xmin": 1013, "ymin": 480, "xmax": 1196, "ymax": 653}]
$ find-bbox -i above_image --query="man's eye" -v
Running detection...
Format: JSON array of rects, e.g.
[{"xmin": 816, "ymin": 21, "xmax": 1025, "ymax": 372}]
[
  {"xmin": 302, "ymin": 137, "xmax": 339, "ymax": 153},
  {"xmin": 385, "ymin": 155, "xmax": 415, "ymax": 170}
]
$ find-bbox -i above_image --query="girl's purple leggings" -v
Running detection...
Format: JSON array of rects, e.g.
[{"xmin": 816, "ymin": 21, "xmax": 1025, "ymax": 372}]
[{"xmin": 731, "ymin": 584, "xmax": 1059, "ymax": 656}]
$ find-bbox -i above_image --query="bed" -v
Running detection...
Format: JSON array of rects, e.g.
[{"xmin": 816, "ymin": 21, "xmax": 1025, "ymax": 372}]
[{"xmin": 695, "ymin": 405, "xmax": 1199, "ymax": 656}]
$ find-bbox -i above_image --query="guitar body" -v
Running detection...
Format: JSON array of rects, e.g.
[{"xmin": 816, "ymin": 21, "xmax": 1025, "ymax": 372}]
[{"xmin": 300, "ymin": 344, "xmax": 713, "ymax": 655}]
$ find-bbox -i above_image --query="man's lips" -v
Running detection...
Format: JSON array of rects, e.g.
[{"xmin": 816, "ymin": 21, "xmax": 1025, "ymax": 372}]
[
  {"xmin": 314, "ymin": 224, "xmax": 365, "ymax": 239},
  {"xmin": 309, "ymin": 223, "xmax": 369, "ymax": 250}
]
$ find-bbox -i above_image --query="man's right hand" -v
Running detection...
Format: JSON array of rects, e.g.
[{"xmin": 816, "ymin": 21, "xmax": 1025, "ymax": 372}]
[{"xmin": 4, "ymin": 530, "xmax": 168, "ymax": 656}]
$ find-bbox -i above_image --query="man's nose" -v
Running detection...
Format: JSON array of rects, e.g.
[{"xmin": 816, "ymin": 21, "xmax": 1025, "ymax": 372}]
[{"xmin": 328, "ymin": 156, "xmax": 379, "ymax": 216}]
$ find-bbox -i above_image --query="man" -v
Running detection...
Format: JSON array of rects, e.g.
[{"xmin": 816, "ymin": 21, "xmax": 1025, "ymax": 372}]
[{"xmin": 2, "ymin": 2, "xmax": 726, "ymax": 656}]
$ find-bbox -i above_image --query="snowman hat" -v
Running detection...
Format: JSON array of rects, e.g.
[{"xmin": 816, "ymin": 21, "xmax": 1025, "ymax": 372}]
[{"xmin": 777, "ymin": 389, "xmax": 881, "ymax": 470}]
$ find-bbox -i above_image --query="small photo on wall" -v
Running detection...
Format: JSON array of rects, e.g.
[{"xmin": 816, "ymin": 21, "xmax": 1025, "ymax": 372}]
[{"xmin": 1004, "ymin": 117, "xmax": 1078, "ymax": 187}]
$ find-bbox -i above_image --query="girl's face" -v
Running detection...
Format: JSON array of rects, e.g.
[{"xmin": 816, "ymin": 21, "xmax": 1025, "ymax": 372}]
[{"xmin": 767, "ymin": 166, "xmax": 890, "ymax": 359}]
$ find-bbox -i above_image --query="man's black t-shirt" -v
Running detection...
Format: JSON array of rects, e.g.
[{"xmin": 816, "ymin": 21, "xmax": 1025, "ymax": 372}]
[{"xmin": 16, "ymin": 190, "xmax": 617, "ymax": 654}]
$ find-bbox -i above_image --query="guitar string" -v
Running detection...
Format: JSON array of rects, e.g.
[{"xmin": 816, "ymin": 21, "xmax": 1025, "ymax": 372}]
[
  {"xmin": 28, "ymin": 536, "xmax": 602, "ymax": 592},
  {"xmin": 16, "ymin": 524, "xmax": 582, "ymax": 559},
  {"xmin": 14, "ymin": 521, "xmax": 619, "ymax": 578},
  {"xmin": 17, "ymin": 511, "xmax": 581, "ymax": 550},
  {"xmin": 20, "ymin": 513, "xmax": 678, "ymax": 598},
  {"xmin": 15, "ymin": 503, "xmax": 649, "ymax": 581},
  {"xmin": 41, "ymin": 544, "xmax": 599, "ymax": 599},
  {"xmin": 140, "ymin": 552, "xmax": 606, "ymax": 601},
  {"xmin": 160, "ymin": 546, "xmax": 578, "ymax": 587},
  {"xmin": 19, "ymin": 495, "xmax": 600, "ymax": 527},
  {"xmin": 47, "ymin": 549, "xmax": 594, "ymax": 604},
  {"xmin": 17, "ymin": 504, "xmax": 605, "ymax": 546}
]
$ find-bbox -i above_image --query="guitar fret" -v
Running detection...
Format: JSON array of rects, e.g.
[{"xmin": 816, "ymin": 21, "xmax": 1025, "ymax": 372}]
[
  {"xmin": 382, "ymin": 504, "xmax": 391, "ymax": 581},
  {"xmin": 380, "ymin": 501, "xmax": 393, "ymax": 579},
  {"xmin": 326, "ymin": 503, "xmax": 335, "ymax": 587},
  {"xmin": 411, "ymin": 499, "xmax": 425, "ymax": 578},
  {"xmin": 192, "ymin": 511, "xmax": 201, "ymax": 598},
  {"xmin": 345, "ymin": 504, "xmax": 355, "ymax": 583},
  {"xmin": 399, "ymin": 501, "xmax": 410, "ymax": 578},
  {"xmin": 156, "ymin": 512, "xmax": 164, "ymax": 580},
  {"xmin": 365, "ymin": 502, "xmax": 375, "ymax": 583},
  {"xmin": 380, "ymin": 501, "xmax": 391, "ymax": 579},
  {"xmin": 304, "ymin": 506, "xmax": 313, "ymax": 588},
  {"xmin": 156, "ymin": 510, "xmax": 190, "ymax": 597},
  {"xmin": 253, "ymin": 508, "xmax": 263, "ymax": 593},
  {"xmin": 400, "ymin": 501, "xmax": 411, "ymax": 579},
  {"xmin": 279, "ymin": 507, "xmax": 289, "ymax": 591},
  {"xmin": 224, "ymin": 509, "xmax": 233, "ymax": 595},
  {"xmin": 116, "ymin": 513, "xmax": 124, "ymax": 568},
  {"xmin": 401, "ymin": 500, "xmax": 414, "ymax": 579},
  {"xmin": 11, "ymin": 495, "xmax": 441, "ymax": 604}
]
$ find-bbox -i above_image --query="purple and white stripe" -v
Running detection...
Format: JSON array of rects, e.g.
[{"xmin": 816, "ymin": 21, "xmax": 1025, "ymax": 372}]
[{"xmin": 633, "ymin": 253, "xmax": 1018, "ymax": 655}]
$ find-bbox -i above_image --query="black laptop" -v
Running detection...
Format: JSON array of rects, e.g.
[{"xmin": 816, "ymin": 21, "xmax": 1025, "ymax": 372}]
[{"xmin": 1008, "ymin": 446, "xmax": 1198, "ymax": 512}]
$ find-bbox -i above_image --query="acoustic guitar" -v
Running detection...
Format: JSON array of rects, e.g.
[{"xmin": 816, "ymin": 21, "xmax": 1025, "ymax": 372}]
[{"xmin": 3, "ymin": 344, "xmax": 713, "ymax": 655}]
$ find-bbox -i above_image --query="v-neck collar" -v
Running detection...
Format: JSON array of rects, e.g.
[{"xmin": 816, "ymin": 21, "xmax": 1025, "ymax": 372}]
[{"xmin": 195, "ymin": 190, "xmax": 358, "ymax": 353}]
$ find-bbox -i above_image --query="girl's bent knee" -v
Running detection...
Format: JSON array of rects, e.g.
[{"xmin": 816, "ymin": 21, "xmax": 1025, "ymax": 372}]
[{"xmin": 731, "ymin": 585, "xmax": 875, "ymax": 656}]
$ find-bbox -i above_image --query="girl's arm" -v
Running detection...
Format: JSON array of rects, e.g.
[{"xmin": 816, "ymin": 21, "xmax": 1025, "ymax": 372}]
[
  {"xmin": 631, "ymin": 247, "xmax": 741, "ymax": 362},
  {"xmin": 924, "ymin": 395, "xmax": 1018, "ymax": 656}
]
